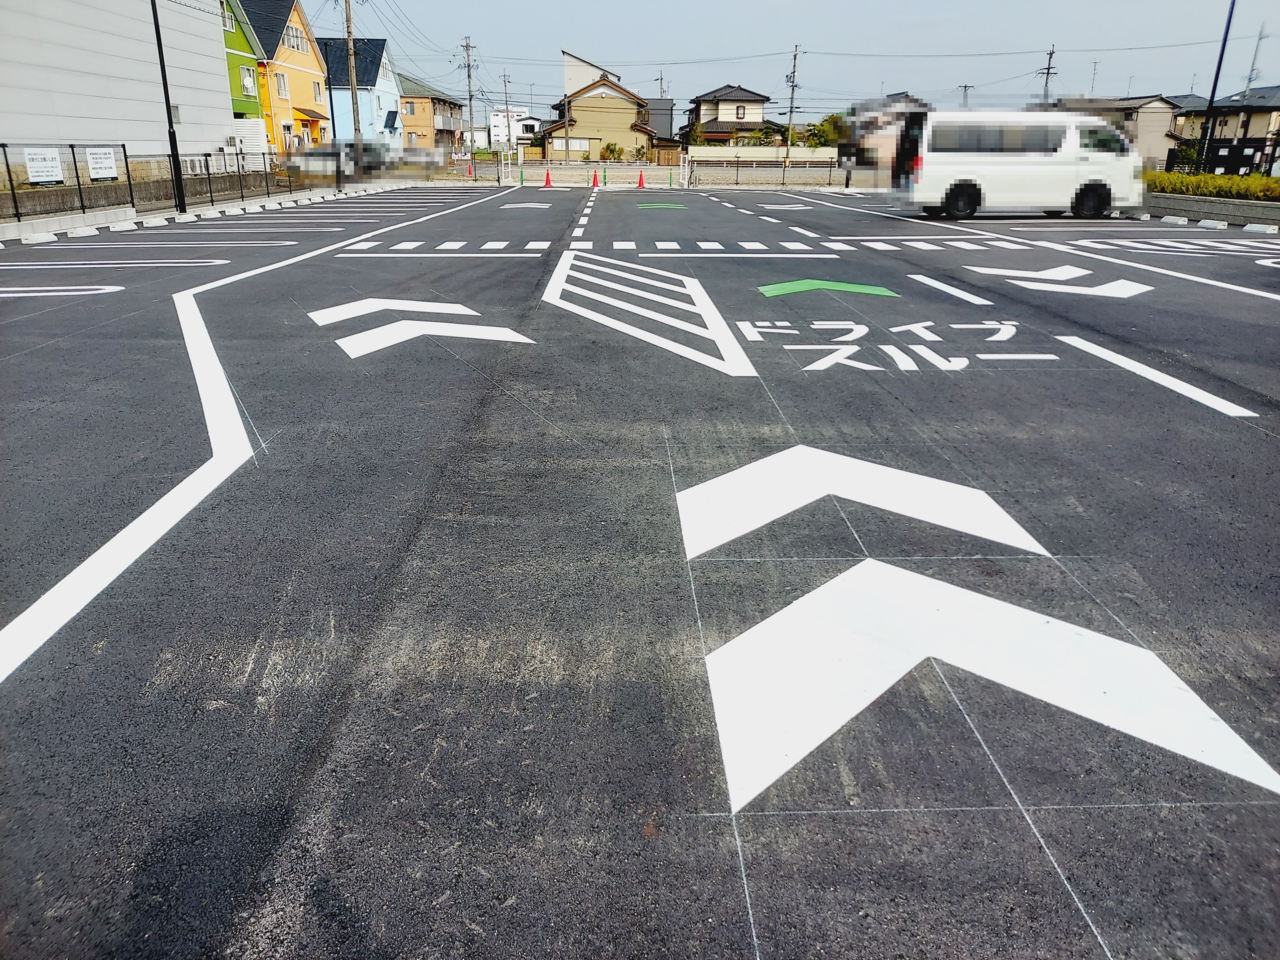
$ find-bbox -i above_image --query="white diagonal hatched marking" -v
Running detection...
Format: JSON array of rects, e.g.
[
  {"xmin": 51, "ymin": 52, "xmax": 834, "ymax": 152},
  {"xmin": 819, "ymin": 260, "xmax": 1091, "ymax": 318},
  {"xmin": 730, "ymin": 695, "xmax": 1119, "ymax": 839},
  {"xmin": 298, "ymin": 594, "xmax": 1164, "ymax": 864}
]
[{"xmin": 541, "ymin": 251, "xmax": 757, "ymax": 377}]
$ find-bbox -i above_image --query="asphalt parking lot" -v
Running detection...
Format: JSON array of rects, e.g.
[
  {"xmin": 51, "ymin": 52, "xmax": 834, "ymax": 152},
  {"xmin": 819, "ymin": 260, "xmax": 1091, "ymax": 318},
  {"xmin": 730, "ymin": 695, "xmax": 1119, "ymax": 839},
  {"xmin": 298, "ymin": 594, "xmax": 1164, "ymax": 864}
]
[{"xmin": 3, "ymin": 182, "xmax": 1279, "ymax": 959}]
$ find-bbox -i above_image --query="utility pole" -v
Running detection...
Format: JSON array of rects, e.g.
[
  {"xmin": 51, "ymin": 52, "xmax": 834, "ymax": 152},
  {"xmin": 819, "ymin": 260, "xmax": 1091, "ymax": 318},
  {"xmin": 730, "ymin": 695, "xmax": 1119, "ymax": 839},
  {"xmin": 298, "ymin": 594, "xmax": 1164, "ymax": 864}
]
[
  {"xmin": 463, "ymin": 36, "xmax": 476, "ymax": 180},
  {"xmin": 1127, "ymin": 75, "xmax": 1134, "ymax": 98},
  {"xmin": 959, "ymin": 84, "xmax": 973, "ymax": 108},
  {"xmin": 1236, "ymin": 22, "xmax": 1266, "ymax": 143},
  {"xmin": 501, "ymin": 72, "xmax": 513, "ymax": 149},
  {"xmin": 1090, "ymin": 61, "xmax": 1098, "ymax": 96},
  {"xmin": 1190, "ymin": 73, "xmax": 1197, "ymax": 95},
  {"xmin": 1196, "ymin": 0, "xmax": 1237, "ymax": 173},
  {"xmin": 344, "ymin": 0, "xmax": 361, "ymax": 158},
  {"xmin": 783, "ymin": 44, "xmax": 799, "ymax": 185},
  {"xmin": 148, "ymin": 0, "xmax": 186, "ymax": 212},
  {"xmin": 1036, "ymin": 45, "xmax": 1057, "ymax": 103},
  {"xmin": 659, "ymin": 71, "xmax": 666, "ymax": 98}
]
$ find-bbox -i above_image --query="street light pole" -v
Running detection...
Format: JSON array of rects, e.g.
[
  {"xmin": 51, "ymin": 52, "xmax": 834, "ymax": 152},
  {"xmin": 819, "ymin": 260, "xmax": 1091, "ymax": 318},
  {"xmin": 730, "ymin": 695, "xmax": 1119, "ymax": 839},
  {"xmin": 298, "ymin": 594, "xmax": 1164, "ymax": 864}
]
[
  {"xmin": 1196, "ymin": 0, "xmax": 1237, "ymax": 173},
  {"xmin": 148, "ymin": 0, "xmax": 186, "ymax": 212}
]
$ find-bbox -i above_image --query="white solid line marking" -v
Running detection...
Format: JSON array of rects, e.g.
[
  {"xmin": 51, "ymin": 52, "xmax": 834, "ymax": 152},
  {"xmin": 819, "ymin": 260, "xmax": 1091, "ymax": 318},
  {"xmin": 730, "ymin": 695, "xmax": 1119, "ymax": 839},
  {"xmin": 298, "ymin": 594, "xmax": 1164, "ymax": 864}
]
[
  {"xmin": 335, "ymin": 253, "xmax": 542, "ymax": 259},
  {"xmin": 640, "ymin": 253, "xmax": 838, "ymax": 259},
  {"xmin": 436, "ymin": 241, "xmax": 466, "ymax": 249},
  {"xmin": 335, "ymin": 319, "xmax": 534, "ymax": 358},
  {"xmin": 0, "ymin": 260, "xmax": 229, "ymax": 269},
  {"xmin": 698, "ymin": 241, "xmax": 725, "ymax": 250},
  {"xmin": 788, "ymin": 226, "xmax": 820, "ymax": 238},
  {"xmin": 0, "ymin": 184, "xmax": 524, "ymax": 685},
  {"xmin": 613, "ymin": 241, "xmax": 637, "ymax": 249},
  {"xmin": 481, "ymin": 241, "xmax": 509, "ymax": 249},
  {"xmin": 53, "ymin": 241, "xmax": 298, "ymax": 248},
  {"xmin": 908, "ymin": 274, "xmax": 994, "ymax": 305},
  {"xmin": 525, "ymin": 241, "xmax": 551, "ymax": 249},
  {"xmin": 903, "ymin": 241, "xmax": 943, "ymax": 250},
  {"xmin": 346, "ymin": 241, "xmax": 381, "ymax": 250},
  {"xmin": 0, "ymin": 285, "xmax": 124, "ymax": 297},
  {"xmin": 739, "ymin": 242, "xmax": 768, "ymax": 250},
  {"xmin": 308, "ymin": 298, "xmax": 479, "ymax": 326},
  {"xmin": 1057, "ymin": 336, "xmax": 1257, "ymax": 417},
  {"xmin": 976, "ymin": 354, "xmax": 1059, "ymax": 360},
  {"xmin": 390, "ymin": 241, "xmax": 424, "ymax": 250},
  {"xmin": 655, "ymin": 241, "xmax": 680, "ymax": 249}
]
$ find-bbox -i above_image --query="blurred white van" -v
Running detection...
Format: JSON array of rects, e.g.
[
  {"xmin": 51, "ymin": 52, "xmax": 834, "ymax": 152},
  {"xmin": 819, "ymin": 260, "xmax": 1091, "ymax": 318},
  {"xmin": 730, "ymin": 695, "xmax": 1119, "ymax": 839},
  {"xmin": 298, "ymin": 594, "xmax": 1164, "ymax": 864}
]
[{"xmin": 891, "ymin": 111, "xmax": 1144, "ymax": 219}]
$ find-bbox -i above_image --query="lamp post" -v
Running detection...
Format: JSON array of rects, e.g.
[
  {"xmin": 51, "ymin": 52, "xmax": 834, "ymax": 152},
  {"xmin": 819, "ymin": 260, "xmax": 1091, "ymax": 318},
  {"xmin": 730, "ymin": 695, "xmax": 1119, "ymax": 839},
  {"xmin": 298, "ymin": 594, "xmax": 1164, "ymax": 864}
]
[{"xmin": 148, "ymin": 0, "xmax": 186, "ymax": 212}]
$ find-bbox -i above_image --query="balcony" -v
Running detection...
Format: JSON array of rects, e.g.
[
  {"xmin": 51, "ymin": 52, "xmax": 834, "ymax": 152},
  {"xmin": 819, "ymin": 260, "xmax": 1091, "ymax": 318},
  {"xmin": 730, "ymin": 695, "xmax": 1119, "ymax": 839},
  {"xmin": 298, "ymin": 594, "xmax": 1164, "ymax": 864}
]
[{"xmin": 435, "ymin": 116, "xmax": 462, "ymax": 131}]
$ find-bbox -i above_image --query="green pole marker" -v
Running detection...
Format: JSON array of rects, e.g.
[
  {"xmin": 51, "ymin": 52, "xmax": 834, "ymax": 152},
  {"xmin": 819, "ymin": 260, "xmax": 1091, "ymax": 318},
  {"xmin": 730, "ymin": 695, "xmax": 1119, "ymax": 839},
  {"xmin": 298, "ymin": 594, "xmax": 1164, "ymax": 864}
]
[
  {"xmin": 757, "ymin": 279, "xmax": 900, "ymax": 298},
  {"xmin": 603, "ymin": 168, "xmax": 607, "ymax": 186},
  {"xmin": 519, "ymin": 168, "xmax": 523, "ymax": 185},
  {"xmin": 669, "ymin": 170, "xmax": 672, "ymax": 187}
]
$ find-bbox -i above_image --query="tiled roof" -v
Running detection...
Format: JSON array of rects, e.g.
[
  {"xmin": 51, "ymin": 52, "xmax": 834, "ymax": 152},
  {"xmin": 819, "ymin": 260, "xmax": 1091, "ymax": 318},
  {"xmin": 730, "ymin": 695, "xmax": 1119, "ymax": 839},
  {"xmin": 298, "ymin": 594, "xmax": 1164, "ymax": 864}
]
[
  {"xmin": 316, "ymin": 38, "xmax": 388, "ymax": 88},
  {"xmin": 689, "ymin": 85, "xmax": 772, "ymax": 104},
  {"xmin": 238, "ymin": 0, "xmax": 297, "ymax": 57},
  {"xmin": 679, "ymin": 119, "xmax": 786, "ymax": 134},
  {"xmin": 397, "ymin": 73, "xmax": 463, "ymax": 105}
]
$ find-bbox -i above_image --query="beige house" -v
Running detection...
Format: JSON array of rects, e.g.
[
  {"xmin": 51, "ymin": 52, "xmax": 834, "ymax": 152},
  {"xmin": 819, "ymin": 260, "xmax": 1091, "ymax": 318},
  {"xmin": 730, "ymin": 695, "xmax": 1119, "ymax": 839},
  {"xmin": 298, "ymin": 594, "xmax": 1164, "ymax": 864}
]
[
  {"xmin": 679, "ymin": 85, "xmax": 784, "ymax": 145},
  {"xmin": 543, "ymin": 76, "xmax": 656, "ymax": 161},
  {"xmin": 397, "ymin": 73, "xmax": 464, "ymax": 151}
]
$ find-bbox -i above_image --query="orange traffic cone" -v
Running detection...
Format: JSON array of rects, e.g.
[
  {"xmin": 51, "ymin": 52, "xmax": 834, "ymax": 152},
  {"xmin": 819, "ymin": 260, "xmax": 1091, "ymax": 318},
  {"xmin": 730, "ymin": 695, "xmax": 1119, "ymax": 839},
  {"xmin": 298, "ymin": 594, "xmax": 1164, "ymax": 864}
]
[
  {"xmin": 544, "ymin": 168, "xmax": 552, "ymax": 187},
  {"xmin": 467, "ymin": 162, "xmax": 473, "ymax": 177},
  {"xmin": 591, "ymin": 169, "xmax": 599, "ymax": 187},
  {"xmin": 637, "ymin": 169, "xmax": 646, "ymax": 189}
]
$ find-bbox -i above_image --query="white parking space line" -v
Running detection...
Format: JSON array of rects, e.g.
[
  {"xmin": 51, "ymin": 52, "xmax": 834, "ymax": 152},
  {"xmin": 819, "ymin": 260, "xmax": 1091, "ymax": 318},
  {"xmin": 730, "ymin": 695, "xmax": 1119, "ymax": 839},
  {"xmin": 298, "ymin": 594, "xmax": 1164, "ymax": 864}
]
[
  {"xmin": 903, "ymin": 241, "xmax": 943, "ymax": 250},
  {"xmin": 1058, "ymin": 336, "xmax": 1258, "ymax": 417},
  {"xmin": 908, "ymin": 274, "xmax": 994, "ymax": 305},
  {"xmin": 0, "ymin": 285, "xmax": 125, "ymax": 297},
  {"xmin": 0, "ymin": 259, "xmax": 230, "ymax": 269}
]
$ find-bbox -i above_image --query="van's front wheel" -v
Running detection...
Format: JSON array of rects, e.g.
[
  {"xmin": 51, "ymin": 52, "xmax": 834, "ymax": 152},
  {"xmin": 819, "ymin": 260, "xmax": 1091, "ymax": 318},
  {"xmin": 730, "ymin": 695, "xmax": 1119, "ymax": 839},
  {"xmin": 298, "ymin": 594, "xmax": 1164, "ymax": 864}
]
[
  {"xmin": 943, "ymin": 186, "xmax": 979, "ymax": 219},
  {"xmin": 1071, "ymin": 186, "xmax": 1110, "ymax": 219}
]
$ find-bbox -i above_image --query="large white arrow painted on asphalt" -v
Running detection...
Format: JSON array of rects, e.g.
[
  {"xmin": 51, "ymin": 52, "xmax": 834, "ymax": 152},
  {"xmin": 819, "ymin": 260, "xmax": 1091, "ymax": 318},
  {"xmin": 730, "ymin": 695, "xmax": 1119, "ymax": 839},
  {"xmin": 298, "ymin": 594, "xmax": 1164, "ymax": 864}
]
[
  {"xmin": 307, "ymin": 297, "xmax": 535, "ymax": 359},
  {"xmin": 707, "ymin": 558, "xmax": 1280, "ymax": 811},
  {"xmin": 679, "ymin": 445, "xmax": 1280, "ymax": 812},
  {"xmin": 677, "ymin": 445, "xmax": 1047, "ymax": 559},
  {"xmin": 964, "ymin": 265, "xmax": 1092, "ymax": 281},
  {"xmin": 962, "ymin": 264, "xmax": 1152, "ymax": 298},
  {"xmin": 308, "ymin": 298, "xmax": 481, "ymax": 326}
]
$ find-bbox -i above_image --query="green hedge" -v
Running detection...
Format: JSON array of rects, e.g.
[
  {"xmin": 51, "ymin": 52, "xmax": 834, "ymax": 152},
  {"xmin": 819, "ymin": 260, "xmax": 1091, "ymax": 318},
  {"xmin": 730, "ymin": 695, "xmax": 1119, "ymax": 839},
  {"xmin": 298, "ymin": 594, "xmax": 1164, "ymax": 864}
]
[{"xmin": 1145, "ymin": 171, "xmax": 1280, "ymax": 202}]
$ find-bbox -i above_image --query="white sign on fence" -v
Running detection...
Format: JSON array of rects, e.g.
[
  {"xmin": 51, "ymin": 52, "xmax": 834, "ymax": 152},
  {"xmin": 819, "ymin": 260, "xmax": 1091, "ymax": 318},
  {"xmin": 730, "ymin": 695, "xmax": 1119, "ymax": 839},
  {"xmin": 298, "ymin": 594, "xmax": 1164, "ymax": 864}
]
[
  {"xmin": 86, "ymin": 148, "xmax": 118, "ymax": 182},
  {"xmin": 24, "ymin": 148, "xmax": 64, "ymax": 185}
]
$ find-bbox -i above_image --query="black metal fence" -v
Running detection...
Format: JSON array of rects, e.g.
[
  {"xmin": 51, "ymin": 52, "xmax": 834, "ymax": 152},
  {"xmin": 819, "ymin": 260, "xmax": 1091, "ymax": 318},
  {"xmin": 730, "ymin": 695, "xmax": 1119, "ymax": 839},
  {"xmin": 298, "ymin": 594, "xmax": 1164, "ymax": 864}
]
[{"xmin": 0, "ymin": 144, "xmax": 303, "ymax": 223}]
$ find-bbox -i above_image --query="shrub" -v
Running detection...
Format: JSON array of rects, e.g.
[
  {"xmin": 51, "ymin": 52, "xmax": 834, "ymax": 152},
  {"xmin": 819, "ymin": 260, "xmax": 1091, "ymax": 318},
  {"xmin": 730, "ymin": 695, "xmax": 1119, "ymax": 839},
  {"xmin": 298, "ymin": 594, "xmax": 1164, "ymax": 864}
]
[{"xmin": 1146, "ymin": 171, "xmax": 1280, "ymax": 202}]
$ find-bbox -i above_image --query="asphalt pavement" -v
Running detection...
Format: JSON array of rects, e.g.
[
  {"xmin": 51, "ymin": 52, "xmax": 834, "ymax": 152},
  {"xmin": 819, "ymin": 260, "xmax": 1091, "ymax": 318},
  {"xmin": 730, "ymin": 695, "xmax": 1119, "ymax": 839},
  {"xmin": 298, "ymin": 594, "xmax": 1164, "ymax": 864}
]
[{"xmin": 2, "ymin": 182, "xmax": 1280, "ymax": 959}]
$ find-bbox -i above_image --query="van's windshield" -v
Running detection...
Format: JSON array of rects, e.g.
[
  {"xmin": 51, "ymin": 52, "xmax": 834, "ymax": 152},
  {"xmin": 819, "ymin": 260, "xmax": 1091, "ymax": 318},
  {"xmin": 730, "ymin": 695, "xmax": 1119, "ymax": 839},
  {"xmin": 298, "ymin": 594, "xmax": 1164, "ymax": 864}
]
[{"xmin": 929, "ymin": 124, "xmax": 1066, "ymax": 154}]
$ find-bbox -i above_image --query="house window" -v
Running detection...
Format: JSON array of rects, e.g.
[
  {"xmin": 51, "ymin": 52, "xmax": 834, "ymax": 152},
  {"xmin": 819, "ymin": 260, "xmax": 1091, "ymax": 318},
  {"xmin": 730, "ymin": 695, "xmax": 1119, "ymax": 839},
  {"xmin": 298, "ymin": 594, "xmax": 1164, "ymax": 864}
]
[
  {"xmin": 240, "ymin": 65, "xmax": 255, "ymax": 97},
  {"xmin": 276, "ymin": 72, "xmax": 288, "ymax": 98},
  {"xmin": 222, "ymin": 2, "xmax": 236, "ymax": 31},
  {"xmin": 736, "ymin": 105, "xmax": 745, "ymax": 120},
  {"xmin": 522, "ymin": 123, "xmax": 534, "ymax": 134},
  {"xmin": 170, "ymin": 104, "xmax": 180, "ymax": 124},
  {"xmin": 375, "ymin": 95, "xmax": 382, "ymax": 113},
  {"xmin": 403, "ymin": 101, "xmax": 415, "ymax": 116},
  {"xmin": 282, "ymin": 24, "xmax": 309, "ymax": 54},
  {"xmin": 313, "ymin": 80, "xmax": 322, "ymax": 102},
  {"xmin": 379, "ymin": 58, "xmax": 392, "ymax": 82}
]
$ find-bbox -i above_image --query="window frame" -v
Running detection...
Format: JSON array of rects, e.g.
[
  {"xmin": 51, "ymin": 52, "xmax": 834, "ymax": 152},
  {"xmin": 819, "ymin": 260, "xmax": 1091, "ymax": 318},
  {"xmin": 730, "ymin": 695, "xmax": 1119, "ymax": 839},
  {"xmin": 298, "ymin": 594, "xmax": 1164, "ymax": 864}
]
[
  {"xmin": 313, "ymin": 80, "xmax": 322, "ymax": 103},
  {"xmin": 222, "ymin": 2, "xmax": 236, "ymax": 32},
  {"xmin": 736, "ymin": 105, "xmax": 745, "ymax": 120},
  {"xmin": 275, "ymin": 72, "xmax": 289, "ymax": 99},
  {"xmin": 240, "ymin": 64, "xmax": 256, "ymax": 98}
]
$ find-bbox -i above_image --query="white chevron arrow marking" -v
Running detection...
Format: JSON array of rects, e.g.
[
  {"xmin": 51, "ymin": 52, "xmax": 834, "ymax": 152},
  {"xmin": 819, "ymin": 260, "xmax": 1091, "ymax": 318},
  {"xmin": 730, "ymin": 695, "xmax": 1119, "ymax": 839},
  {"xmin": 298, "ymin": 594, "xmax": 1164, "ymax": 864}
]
[
  {"xmin": 677, "ymin": 445, "xmax": 1047, "ymax": 559},
  {"xmin": 1005, "ymin": 278, "xmax": 1154, "ymax": 298},
  {"xmin": 335, "ymin": 319, "xmax": 533, "ymax": 358},
  {"xmin": 708, "ymin": 559, "xmax": 1280, "ymax": 812},
  {"xmin": 964, "ymin": 264, "xmax": 1093, "ymax": 281},
  {"xmin": 308, "ymin": 297, "xmax": 479, "ymax": 326}
]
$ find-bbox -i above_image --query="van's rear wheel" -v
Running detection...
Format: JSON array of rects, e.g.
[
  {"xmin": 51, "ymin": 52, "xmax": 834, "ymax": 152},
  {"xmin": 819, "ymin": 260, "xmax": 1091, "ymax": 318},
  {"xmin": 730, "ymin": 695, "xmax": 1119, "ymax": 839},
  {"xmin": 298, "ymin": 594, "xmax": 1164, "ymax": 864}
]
[
  {"xmin": 1044, "ymin": 210, "xmax": 1066, "ymax": 218},
  {"xmin": 922, "ymin": 206, "xmax": 943, "ymax": 219},
  {"xmin": 1071, "ymin": 186, "xmax": 1110, "ymax": 219},
  {"xmin": 943, "ymin": 186, "xmax": 978, "ymax": 219}
]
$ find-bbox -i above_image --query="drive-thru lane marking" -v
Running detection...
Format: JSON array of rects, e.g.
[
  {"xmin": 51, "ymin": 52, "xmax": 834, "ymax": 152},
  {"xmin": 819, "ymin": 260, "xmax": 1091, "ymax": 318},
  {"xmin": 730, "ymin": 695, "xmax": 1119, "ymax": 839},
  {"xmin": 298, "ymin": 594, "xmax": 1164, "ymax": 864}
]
[{"xmin": 335, "ymin": 320, "xmax": 533, "ymax": 359}]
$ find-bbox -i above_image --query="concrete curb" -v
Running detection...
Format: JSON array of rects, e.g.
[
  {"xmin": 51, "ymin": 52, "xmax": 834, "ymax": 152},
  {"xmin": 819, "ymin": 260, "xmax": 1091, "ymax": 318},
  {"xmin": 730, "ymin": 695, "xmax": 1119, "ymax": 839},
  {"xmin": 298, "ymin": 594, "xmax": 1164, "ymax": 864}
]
[{"xmin": 1145, "ymin": 192, "xmax": 1280, "ymax": 228}]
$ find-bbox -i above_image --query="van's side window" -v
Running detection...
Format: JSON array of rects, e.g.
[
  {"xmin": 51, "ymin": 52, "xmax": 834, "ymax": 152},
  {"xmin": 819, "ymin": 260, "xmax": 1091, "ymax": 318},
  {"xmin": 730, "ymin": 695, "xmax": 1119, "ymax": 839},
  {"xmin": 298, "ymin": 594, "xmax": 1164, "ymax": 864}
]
[
  {"xmin": 1079, "ymin": 127, "xmax": 1128, "ymax": 154},
  {"xmin": 930, "ymin": 124, "xmax": 1065, "ymax": 153}
]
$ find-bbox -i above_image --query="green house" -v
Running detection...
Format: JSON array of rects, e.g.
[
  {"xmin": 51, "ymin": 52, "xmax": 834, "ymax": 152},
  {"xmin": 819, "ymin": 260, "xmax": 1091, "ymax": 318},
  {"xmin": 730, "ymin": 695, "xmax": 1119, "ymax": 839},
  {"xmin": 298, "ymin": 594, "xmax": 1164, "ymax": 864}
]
[{"xmin": 220, "ymin": 0, "xmax": 267, "ymax": 120}]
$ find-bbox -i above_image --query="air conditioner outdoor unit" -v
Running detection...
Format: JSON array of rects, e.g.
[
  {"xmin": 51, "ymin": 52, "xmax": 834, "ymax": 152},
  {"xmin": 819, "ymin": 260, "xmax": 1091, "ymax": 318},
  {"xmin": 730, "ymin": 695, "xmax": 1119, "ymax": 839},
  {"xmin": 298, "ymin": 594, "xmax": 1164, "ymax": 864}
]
[{"xmin": 225, "ymin": 136, "xmax": 244, "ymax": 150}]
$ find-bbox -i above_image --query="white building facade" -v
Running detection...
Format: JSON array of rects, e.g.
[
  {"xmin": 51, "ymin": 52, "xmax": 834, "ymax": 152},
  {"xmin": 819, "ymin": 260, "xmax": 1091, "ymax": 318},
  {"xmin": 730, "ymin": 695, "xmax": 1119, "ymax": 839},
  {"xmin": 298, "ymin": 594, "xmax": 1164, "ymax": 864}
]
[{"xmin": 2, "ymin": 0, "xmax": 237, "ymax": 154}]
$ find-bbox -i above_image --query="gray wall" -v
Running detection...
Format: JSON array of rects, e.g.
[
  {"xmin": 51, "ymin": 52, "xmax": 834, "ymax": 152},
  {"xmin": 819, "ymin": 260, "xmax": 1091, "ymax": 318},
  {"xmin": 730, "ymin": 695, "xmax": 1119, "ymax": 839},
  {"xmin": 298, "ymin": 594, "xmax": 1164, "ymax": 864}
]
[{"xmin": 2, "ymin": 0, "xmax": 236, "ymax": 154}]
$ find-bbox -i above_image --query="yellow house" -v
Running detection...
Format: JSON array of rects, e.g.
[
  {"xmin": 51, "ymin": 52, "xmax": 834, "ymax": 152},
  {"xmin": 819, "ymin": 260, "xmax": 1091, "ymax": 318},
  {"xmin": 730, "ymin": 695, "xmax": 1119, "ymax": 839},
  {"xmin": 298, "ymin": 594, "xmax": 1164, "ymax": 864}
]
[
  {"xmin": 240, "ymin": 0, "xmax": 329, "ymax": 151},
  {"xmin": 544, "ymin": 77, "xmax": 656, "ymax": 162}
]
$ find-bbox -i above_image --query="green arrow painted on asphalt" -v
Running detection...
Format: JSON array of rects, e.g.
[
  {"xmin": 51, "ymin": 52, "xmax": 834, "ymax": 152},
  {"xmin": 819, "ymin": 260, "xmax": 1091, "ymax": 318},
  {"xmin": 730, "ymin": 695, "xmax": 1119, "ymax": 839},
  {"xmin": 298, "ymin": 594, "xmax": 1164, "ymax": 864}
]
[
  {"xmin": 757, "ymin": 279, "xmax": 900, "ymax": 298},
  {"xmin": 637, "ymin": 203, "xmax": 687, "ymax": 209}
]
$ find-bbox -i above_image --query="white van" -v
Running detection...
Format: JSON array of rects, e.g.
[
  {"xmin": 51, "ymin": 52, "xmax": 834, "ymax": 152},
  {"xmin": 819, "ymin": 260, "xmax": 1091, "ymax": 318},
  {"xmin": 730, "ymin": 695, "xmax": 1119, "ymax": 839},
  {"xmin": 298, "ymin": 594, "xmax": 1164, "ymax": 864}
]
[{"xmin": 891, "ymin": 111, "xmax": 1144, "ymax": 219}]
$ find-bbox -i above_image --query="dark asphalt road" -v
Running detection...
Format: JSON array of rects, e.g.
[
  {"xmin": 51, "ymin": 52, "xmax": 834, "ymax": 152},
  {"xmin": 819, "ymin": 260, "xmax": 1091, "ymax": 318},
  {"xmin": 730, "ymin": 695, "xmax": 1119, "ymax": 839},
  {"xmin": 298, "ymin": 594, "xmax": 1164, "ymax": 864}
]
[{"xmin": 2, "ymin": 183, "xmax": 1279, "ymax": 959}]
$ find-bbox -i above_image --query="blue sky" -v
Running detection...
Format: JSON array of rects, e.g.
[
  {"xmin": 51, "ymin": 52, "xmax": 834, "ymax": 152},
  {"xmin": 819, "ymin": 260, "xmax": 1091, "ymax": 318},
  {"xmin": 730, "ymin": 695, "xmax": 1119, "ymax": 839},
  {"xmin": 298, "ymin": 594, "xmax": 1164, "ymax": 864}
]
[{"xmin": 303, "ymin": 0, "xmax": 1275, "ymax": 120}]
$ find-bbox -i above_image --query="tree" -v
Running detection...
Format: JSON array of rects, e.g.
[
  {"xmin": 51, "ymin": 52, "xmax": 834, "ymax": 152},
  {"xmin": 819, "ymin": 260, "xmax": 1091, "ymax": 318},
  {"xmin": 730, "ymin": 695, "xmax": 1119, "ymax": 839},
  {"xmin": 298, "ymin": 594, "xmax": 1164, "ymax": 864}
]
[
  {"xmin": 804, "ymin": 113, "xmax": 845, "ymax": 148},
  {"xmin": 688, "ymin": 122, "xmax": 707, "ymax": 146}
]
